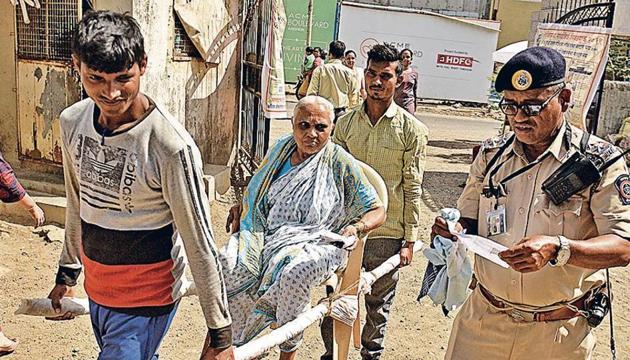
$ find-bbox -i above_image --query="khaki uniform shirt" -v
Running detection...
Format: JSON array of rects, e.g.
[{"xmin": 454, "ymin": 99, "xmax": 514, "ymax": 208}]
[
  {"xmin": 458, "ymin": 122, "xmax": 630, "ymax": 309},
  {"xmin": 333, "ymin": 102, "xmax": 428, "ymax": 242},
  {"xmin": 307, "ymin": 59, "xmax": 359, "ymax": 109}
]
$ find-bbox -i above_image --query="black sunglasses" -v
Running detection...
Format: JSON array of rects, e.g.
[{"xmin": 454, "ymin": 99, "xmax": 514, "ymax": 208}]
[{"xmin": 499, "ymin": 86, "xmax": 564, "ymax": 117}]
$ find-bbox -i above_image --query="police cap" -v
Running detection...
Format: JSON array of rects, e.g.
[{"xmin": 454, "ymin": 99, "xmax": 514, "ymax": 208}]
[{"xmin": 495, "ymin": 46, "xmax": 566, "ymax": 92}]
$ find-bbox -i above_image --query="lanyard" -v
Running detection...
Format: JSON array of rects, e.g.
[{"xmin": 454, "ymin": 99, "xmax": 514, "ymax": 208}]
[
  {"xmin": 486, "ymin": 152, "xmax": 551, "ymax": 200},
  {"xmin": 484, "ymin": 122, "xmax": 572, "ymax": 201}
]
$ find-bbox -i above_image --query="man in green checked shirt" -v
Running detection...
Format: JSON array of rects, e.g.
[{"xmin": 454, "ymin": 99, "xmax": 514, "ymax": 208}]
[{"xmin": 320, "ymin": 43, "xmax": 429, "ymax": 360}]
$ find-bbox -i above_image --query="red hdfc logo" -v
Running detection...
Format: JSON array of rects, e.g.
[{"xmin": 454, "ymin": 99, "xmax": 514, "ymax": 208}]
[{"xmin": 437, "ymin": 54, "xmax": 474, "ymax": 68}]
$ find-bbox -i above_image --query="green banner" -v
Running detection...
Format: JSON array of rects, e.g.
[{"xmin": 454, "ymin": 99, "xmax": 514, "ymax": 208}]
[{"xmin": 282, "ymin": 0, "xmax": 338, "ymax": 82}]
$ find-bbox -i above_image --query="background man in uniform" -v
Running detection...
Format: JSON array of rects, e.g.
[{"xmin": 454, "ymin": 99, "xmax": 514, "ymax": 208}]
[
  {"xmin": 307, "ymin": 40, "xmax": 359, "ymax": 121},
  {"xmin": 433, "ymin": 46, "xmax": 630, "ymax": 360},
  {"xmin": 46, "ymin": 11, "xmax": 233, "ymax": 360},
  {"xmin": 321, "ymin": 44, "xmax": 428, "ymax": 360}
]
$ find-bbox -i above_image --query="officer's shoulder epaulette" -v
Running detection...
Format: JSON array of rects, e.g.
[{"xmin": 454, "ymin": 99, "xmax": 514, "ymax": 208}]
[
  {"xmin": 479, "ymin": 132, "xmax": 512, "ymax": 154},
  {"xmin": 586, "ymin": 139, "xmax": 620, "ymax": 163}
]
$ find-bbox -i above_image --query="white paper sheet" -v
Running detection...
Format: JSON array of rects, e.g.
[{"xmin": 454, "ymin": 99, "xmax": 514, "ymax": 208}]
[{"xmin": 457, "ymin": 234, "xmax": 510, "ymax": 268}]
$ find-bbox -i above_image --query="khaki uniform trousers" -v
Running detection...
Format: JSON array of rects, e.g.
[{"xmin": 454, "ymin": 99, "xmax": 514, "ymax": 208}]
[{"xmin": 445, "ymin": 287, "xmax": 595, "ymax": 360}]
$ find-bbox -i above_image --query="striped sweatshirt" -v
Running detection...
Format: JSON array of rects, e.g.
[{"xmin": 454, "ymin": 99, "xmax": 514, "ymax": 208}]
[{"xmin": 56, "ymin": 98, "xmax": 232, "ymax": 347}]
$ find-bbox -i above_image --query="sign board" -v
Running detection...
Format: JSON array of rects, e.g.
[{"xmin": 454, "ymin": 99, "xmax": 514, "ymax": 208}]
[
  {"xmin": 338, "ymin": 2, "xmax": 500, "ymax": 103},
  {"xmin": 262, "ymin": 0, "xmax": 288, "ymax": 119},
  {"xmin": 282, "ymin": 0, "xmax": 338, "ymax": 82},
  {"xmin": 535, "ymin": 23, "xmax": 611, "ymax": 129}
]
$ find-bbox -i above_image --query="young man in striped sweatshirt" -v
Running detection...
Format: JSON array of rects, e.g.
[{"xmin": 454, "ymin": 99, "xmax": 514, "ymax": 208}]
[{"xmin": 46, "ymin": 10, "xmax": 233, "ymax": 360}]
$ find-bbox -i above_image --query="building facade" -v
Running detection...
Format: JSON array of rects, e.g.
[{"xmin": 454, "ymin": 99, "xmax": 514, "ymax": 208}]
[
  {"xmin": 491, "ymin": 0, "xmax": 542, "ymax": 48},
  {"xmin": 349, "ymin": 0, "xmax": 492, "ymax": 18},
  {"xmin": 0, "ymin": 0, "xmax": 240, "ymax": 175}
]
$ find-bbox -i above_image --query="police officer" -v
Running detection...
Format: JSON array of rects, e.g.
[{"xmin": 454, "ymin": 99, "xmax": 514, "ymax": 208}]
[{"xmin": 433, "ymin": 46, "xmax": 630, "ymax": 359}]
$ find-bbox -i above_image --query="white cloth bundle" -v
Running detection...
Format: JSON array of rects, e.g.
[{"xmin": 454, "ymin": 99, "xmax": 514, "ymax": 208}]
[
  {"xmin": 14, "ymin": 297, "xmax": 89, "ymax": 317},
  {"xmin": 328, "ymin": 294, "xmax": 359, "ymax": 327},
  {"xmin": 8, "ymin": 0, "xmax": 41, "ymax": 24},
  {"xmin": 15, "ymin": 282, "xmax": 198, "ymax": 317},
  {"xmin": 420, "ymin": 208, "xmax": 472, "ymax": 311},
  {"xmin": 235, "ymin": 303, "xmax": 329, "ymax": 360}
]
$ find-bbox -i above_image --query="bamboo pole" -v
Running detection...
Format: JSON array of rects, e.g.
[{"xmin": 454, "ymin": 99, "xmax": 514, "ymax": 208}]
[
  {"xmin": 306, "ymin": 0, "xmax": 314, "ymax": 46},
  {"xmin": 233, "ymin": 242, "xmax": 424, "ymax": 360}
]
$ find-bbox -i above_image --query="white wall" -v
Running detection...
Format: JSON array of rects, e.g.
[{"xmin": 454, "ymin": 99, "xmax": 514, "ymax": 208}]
[
  {"xmin": 597, "ymin": 81, "xmax": 630, "ymax": 137},
  {"xmin": 339, "ymin": 4, "xmax": 500, "ymax": 103},
  {"xmin": 613, "ymin": 0, "xmax": 630, "ymax": 36},
  {"xmin": 348, "ymin": 0, "xmax": 490, "ymax": 18},
  {"xmin": 93, "ymin": 0, "xmax": 240, "ymax": 165}
]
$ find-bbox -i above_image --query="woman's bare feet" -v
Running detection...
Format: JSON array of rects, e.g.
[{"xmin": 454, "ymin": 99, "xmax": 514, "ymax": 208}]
[{"xmin": 0, "ymin": 330, "xmax": 18, "ymax": 356}]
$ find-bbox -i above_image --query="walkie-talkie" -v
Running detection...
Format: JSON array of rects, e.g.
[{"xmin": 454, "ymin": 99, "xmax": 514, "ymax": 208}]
[
  {"xmin": 541, "ymin": 151, "xmax": 601, "ymax": 205},
  {"xmin": 542, "ymin": 131, "xmax": 630, "ymax": 205}
]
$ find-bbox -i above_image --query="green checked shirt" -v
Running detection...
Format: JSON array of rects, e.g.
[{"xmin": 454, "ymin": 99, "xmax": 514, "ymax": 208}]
[{"xmin": 333, "ymin": 102, "xmax": 428, "ymax": 242}]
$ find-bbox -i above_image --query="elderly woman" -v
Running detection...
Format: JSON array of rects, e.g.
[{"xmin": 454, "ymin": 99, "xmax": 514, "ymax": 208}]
[{"xmin": 222, "ymin": 96, "xmax": 386, "ymax": 360}]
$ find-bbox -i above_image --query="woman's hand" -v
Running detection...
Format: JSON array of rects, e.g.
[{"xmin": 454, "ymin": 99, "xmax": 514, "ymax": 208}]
[
  {"xmin": 340, "ymin": 225, "xmax": 359, "ymax": 251},
  {"xmin": 341, "ymin": 224, "xmax": 359, "ymax": 238}
]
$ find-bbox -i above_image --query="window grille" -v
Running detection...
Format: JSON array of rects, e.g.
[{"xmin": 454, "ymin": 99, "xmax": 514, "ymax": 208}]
[
  {"xmin": 173, "ymin": 14, "xmax": 201, "ymax": 59},
  {"xmin": 15, "ymin": 0, "xmax": 79, "ymax": 62}
]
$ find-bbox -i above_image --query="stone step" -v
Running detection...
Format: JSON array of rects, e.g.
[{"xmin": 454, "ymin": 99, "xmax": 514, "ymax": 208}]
[
  {"xmin": 203, "ymin": 164, "xmax": 231, "ymax": 202},
  {"xmin": 13, "ymin": 170, "xmax": 65, "ymax": 197},
  {"xmin": 0, "ymin": 195, "xmax": 66, "ymax": 226}
]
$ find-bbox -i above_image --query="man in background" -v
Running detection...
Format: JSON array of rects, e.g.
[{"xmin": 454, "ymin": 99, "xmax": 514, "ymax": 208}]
[
  {"xmin": 321, "ymin": 43, "xmax": 428, "ymax": 360},
  {"xmin": 307, "ymin": 41, "xmax": 359, "ymax": 121}
]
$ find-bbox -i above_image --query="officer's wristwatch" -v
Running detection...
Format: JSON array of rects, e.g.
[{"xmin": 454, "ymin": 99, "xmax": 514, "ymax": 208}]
[{"xmin": 549, "ymin": 235, "xmax": 571, "ymax": 267}]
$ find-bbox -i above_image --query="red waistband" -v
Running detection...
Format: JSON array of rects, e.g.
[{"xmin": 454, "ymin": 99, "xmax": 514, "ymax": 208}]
[{"xmin": 81, "ymin": 250, "xmax": 176, "ymax": 308}]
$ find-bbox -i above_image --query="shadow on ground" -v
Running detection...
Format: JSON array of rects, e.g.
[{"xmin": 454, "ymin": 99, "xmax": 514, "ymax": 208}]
[
  {"xmin": 431, "ymin": 153, "xmax": 472, "ymax": 164},
  {"xmin": 428, "ymin": 139, "xmax": 480, "ymax": 150},
  {"xmin": 422, "ymin": 171, "xmax": 468, "ymax": 212}
]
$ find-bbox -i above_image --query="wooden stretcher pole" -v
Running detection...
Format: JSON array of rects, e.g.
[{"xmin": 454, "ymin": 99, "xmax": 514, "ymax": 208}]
[{"xmin": 333, "ymin": 236, "xmax": 366, "ymax": 360}]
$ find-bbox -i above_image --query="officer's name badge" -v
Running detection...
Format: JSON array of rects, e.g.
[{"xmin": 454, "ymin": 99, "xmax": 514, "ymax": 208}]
[{"xmin": 511, "ymin": 70, "xmax": 532, "ymax": 91}]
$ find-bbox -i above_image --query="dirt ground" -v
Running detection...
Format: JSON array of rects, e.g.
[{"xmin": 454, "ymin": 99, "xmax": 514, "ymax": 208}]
[{"xmin": 1, "ymin": 113, "xmax": 630, "ymax": 359}]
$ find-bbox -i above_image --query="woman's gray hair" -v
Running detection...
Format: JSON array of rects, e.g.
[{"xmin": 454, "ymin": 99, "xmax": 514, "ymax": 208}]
[{"xmin": 293, "ymin": 96, "xmax": 335, "ymax": 123}]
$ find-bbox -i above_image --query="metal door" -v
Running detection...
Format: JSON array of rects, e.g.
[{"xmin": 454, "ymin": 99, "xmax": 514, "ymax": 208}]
[
  {"xmin": 15, "ymin": 0, "xmax": 82, "ymax": 165},
  {"xmin": 232, "ymin": 0, "xmax": 272, "ymax": 198}
]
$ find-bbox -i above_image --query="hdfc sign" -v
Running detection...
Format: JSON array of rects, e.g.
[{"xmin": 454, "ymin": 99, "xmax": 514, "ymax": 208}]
[{"xmin": 437, "ymin": 54, "xmax": 474, "ymax": 68}]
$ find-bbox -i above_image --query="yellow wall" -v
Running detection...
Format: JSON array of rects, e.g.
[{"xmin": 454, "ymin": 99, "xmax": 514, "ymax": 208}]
[
  {"xmin": 0, "ymin": 4, "xmax": 19, "ymax": 163},
  {"xmin": 495, "ymin": 0, "xmax": 542, "ymax": 49}
]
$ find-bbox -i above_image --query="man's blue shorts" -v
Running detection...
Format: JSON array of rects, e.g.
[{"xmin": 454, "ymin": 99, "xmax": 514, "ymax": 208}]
[{"xmin": 89, "ymin": 300, "xmax": 178, "ymax": 360}]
